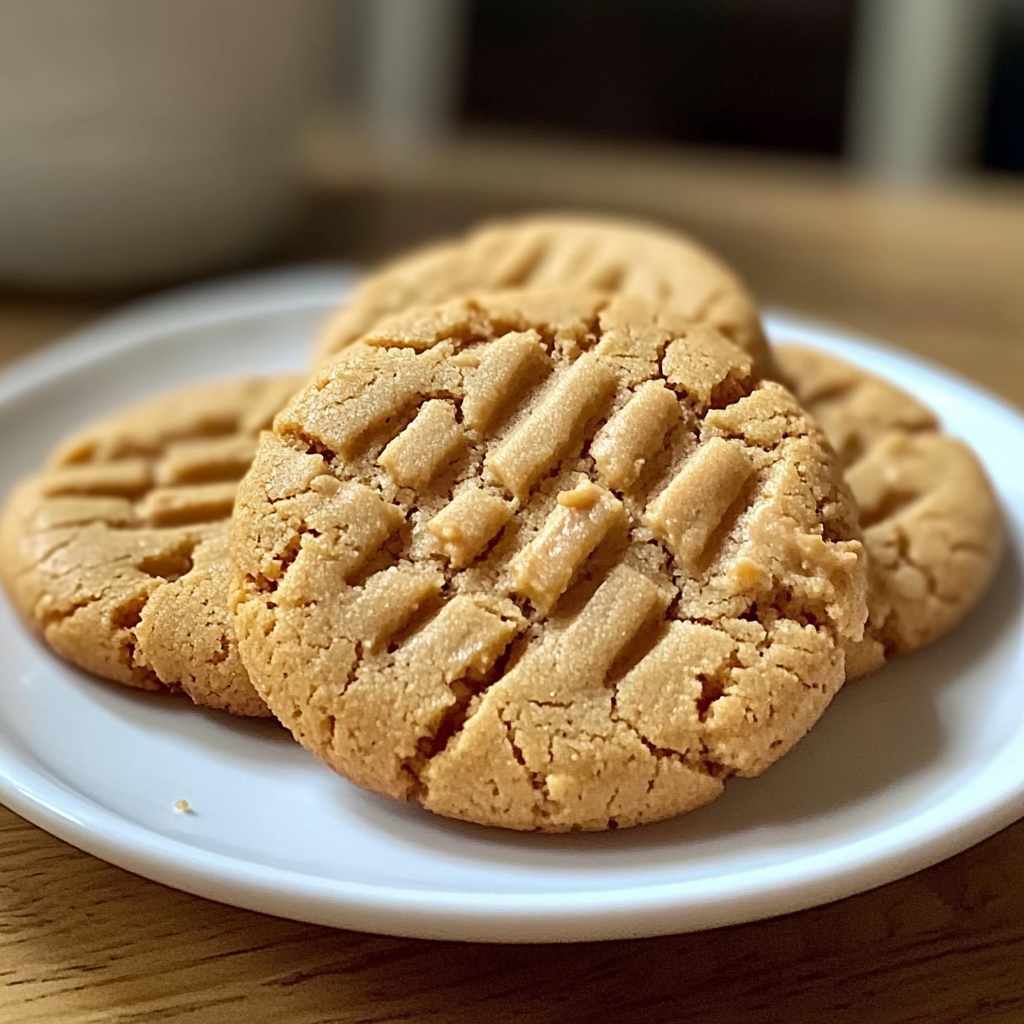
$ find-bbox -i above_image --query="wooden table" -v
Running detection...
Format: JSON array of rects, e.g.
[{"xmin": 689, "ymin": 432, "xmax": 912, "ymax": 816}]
[{"xmin": 2, "ymin": 131, "xmax": 1023, "ymax": 1024}]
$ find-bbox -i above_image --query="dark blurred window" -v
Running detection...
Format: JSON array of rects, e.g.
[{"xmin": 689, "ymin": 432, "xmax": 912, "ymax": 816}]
[
  {"xmin": 982, "ymin": 3, "xmax": 1024, "ymax": 173},
  {"xmin": 461, "ymin": 0, "xmax": 858, "ymax": 157}
]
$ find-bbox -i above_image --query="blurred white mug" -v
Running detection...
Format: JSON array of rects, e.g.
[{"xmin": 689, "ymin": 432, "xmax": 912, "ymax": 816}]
[{"xmin": 0, "ymin": 0, "xmax": 337, "ymax": 290}]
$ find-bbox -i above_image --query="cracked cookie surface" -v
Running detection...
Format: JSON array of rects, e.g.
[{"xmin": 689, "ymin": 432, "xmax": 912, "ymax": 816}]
[
  {"xmin": 233, "ymin": 291, "xmax": 867, "ymax": 831},
  {"xmin": 777, "ymin": 345, "xmax": 1004, "ymax": 677},
  {"xmin": 0, "ymin": 376, "xmax": 303, "ymax": 716},
  {"xmin": 314, "ymin": 213, "xmax": 772, "ymax": 376}
]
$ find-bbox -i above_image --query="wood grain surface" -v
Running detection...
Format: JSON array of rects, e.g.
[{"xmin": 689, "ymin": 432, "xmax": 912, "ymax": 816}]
[{"xmin": 2, "ymin": 130, "xmax": 1023, "ymax": 1024}]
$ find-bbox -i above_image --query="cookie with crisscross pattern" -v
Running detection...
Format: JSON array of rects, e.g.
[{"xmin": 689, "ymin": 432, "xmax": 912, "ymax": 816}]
[
  {"xmin": 233, "ymin": 290, "xmax": 866, "ymax": 830},
  {"xmin": 1, "ymin": 376, "xmax": 302, "ymax": 716}
]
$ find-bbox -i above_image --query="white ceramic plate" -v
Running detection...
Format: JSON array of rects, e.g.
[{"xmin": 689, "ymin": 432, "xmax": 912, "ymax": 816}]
[{"xmin": 1, "ymin": 269, "xmax": 1021, "ymax": 944}]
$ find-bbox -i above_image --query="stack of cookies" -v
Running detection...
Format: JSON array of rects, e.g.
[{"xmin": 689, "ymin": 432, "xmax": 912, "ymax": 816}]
[{"xmin": 0, "ymin": 215, "xmax": 1004, "ymax": 832}]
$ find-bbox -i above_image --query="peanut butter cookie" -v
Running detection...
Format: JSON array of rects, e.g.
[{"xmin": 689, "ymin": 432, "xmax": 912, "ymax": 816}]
[
  {"xmin": 233, "ymin": 291, "xmax": 867, "ymax": 831},
  {"xmin": 314, "ymin": 213, "xmax": 772, "ymax": 376},
  {"xmin": 1, "ymin": 376, "xmax": 302, "ymax": 716},
  {"xmin": 777, "ymin": 345, "xmax": 1003, "ymax": 678}
]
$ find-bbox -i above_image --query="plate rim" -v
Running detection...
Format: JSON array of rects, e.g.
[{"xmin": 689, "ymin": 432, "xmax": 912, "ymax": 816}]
[{"xmin": 1, "ymin": 272, "xmax": 1022, "ymax": 943}]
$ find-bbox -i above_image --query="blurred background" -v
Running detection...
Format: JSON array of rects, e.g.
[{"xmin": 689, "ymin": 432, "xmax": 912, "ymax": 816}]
[{"xmin": 1, "ymin": 0, "xmax": 1022, "ymax": 393}]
